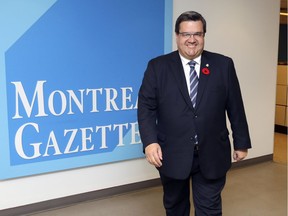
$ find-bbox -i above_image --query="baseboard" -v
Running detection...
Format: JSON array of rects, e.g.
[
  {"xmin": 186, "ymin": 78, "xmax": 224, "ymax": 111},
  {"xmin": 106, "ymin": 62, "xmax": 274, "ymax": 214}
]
[
  {"xmin": 275, "ymin": 124, "xmax": 288, "ymax": 134},
  {"xmin": 231, "ymin": 154, "xmax": 273, "ymax": 169},
  {"xmin": 0, "ymin": 155, "xmax": 273, "ymax": 216}
]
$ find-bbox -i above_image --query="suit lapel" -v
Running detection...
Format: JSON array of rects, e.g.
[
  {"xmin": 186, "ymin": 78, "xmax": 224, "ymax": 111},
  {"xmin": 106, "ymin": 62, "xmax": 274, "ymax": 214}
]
[
  {"xmin": 169, "ymin": 51, "xmax": 195, "ymax": 110},
  {"xmin": 195, "ymin": 51, "xmax": 211, "ymax": 110}
]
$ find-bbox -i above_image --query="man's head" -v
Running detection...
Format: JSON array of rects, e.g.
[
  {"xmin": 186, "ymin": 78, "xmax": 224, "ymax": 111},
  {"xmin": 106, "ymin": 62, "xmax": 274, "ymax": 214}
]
[{"xmin": 175, "ymin": 11, "xmax": 206, "ymax": 60}]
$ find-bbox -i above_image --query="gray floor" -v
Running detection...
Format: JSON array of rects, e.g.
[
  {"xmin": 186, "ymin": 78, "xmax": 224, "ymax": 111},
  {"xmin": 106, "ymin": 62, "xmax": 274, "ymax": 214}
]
[{"xmin": 28, "ymin": 161, "xmax": 287, "ymax": 216}]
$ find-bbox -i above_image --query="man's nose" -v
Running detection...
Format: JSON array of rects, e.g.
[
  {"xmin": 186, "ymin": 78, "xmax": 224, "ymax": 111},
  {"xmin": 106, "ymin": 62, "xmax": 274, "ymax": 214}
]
[{"xmin": 187, "ymin": 36, "xmax": 196, "ymax": 42}]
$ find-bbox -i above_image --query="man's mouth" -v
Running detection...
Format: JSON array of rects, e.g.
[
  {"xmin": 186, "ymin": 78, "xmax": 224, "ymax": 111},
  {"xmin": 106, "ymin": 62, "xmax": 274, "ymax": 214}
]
[{"xmin": 187, "ymin": 43, "xmax": 197, "ymax": 48}]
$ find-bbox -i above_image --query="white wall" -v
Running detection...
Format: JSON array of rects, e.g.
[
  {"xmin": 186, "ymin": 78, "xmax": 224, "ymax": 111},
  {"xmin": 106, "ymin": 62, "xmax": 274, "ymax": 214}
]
[
  {"xmin": 0, "ymin": 159, "xmax": 159, "ymax": 209},
  {"xmin": 0, "ymin": 0, "xmax": 280, "ymax": 210}
]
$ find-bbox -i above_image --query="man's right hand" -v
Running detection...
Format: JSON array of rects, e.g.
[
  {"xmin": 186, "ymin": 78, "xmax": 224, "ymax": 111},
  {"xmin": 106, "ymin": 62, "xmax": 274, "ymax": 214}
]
[{"xmin": 145, "ymin": 143, "xmax": 163, "ymax": 167}]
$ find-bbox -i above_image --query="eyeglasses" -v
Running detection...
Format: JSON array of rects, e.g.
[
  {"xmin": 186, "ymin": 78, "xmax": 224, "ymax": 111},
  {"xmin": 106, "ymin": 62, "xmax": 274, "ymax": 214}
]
[{"xmin": 178, "ymin": 32, "xmax": 204, "ymax": 39}]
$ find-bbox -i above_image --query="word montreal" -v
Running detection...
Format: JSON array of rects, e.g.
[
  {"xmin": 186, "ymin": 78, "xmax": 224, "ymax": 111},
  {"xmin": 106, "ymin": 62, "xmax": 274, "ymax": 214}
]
[{"xmin": 11, "ymin": 80, "xmax": 138, "ymax": 119}]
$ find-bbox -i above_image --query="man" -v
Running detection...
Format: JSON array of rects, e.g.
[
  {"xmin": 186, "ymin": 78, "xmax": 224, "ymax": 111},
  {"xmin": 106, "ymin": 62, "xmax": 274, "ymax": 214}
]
[{"xmin": 137, "ymin": 11, "xmax": 251, "ymax": 216}]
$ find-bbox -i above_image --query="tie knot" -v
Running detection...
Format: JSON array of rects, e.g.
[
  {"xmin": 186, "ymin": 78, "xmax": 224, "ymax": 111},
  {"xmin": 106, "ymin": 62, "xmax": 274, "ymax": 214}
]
[{"xmin": 188, "ymin": 60, "xmax": 196, "ymax": 68}]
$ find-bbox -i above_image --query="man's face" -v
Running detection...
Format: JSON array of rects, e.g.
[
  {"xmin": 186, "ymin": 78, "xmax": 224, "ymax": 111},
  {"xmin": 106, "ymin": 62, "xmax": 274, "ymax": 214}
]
[{"xmin": 176, "ymin": 21, "xmax": 205, "ymax": 60}]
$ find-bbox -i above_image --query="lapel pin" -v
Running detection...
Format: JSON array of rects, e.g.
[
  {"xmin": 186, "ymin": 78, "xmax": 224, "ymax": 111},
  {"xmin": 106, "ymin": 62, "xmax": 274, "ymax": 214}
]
[{"xmin": 202, "ymin": 64, "xmax": 210, "ymax": 75}]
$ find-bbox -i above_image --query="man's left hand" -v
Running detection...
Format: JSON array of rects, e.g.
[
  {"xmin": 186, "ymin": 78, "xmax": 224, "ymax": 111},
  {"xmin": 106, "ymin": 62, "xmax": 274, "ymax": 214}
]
[{"xmin": 233, "ymin": 149, "xmax": 248, "ymax": 162}]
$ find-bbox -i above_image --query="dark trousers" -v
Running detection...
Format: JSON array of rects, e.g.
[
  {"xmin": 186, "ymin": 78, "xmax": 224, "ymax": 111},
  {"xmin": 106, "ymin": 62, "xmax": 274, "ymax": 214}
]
[{"xmin": 160, "ymin": 152, "xmax": 226, "ymax": 216}]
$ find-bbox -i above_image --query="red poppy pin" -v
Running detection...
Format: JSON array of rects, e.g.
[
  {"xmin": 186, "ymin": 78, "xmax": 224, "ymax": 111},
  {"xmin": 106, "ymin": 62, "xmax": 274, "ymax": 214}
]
[{"xmin": 202, "ymin": 64, "xmax": 210, "ymax": 75}]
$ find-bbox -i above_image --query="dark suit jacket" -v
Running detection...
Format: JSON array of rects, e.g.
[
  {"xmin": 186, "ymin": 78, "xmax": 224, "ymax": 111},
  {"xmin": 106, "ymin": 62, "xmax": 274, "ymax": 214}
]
[{"xmin": 137, "ymin": 50, "xmax": 251, "ymax": 180}]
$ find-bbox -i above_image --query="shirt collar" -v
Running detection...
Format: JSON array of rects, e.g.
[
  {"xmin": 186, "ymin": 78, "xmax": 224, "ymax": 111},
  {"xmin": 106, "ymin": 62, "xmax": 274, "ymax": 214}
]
[{"xmin": 179, "ymin": 53, "xmax": 202, "ymax": 66}]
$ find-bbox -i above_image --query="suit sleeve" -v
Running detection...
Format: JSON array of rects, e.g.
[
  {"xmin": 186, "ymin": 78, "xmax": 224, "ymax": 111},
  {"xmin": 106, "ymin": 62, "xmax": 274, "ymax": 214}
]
[
  {"xmin": 226, "ymin": 58, "xmax": 252, "ymax": 150},
  {"xmin": 137, "ymin": 60, "xmax": 159, "ymax": 151}
]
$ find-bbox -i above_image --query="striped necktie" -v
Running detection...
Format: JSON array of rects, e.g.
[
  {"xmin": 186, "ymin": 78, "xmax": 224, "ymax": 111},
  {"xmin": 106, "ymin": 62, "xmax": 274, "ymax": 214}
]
[{"xmin": 188, "ymin": 61, "xmax": 198, "ymax": 108}]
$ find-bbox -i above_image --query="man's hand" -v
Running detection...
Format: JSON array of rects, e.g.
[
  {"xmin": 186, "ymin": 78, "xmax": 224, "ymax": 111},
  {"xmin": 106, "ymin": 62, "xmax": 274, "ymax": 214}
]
[
  {"xmin": 145, "ymin": 143, "xmax": 163, "ymax": 167},
  {"xmin": 233, "ymin": 149, "xmax": 248, "ymax": 162}
]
